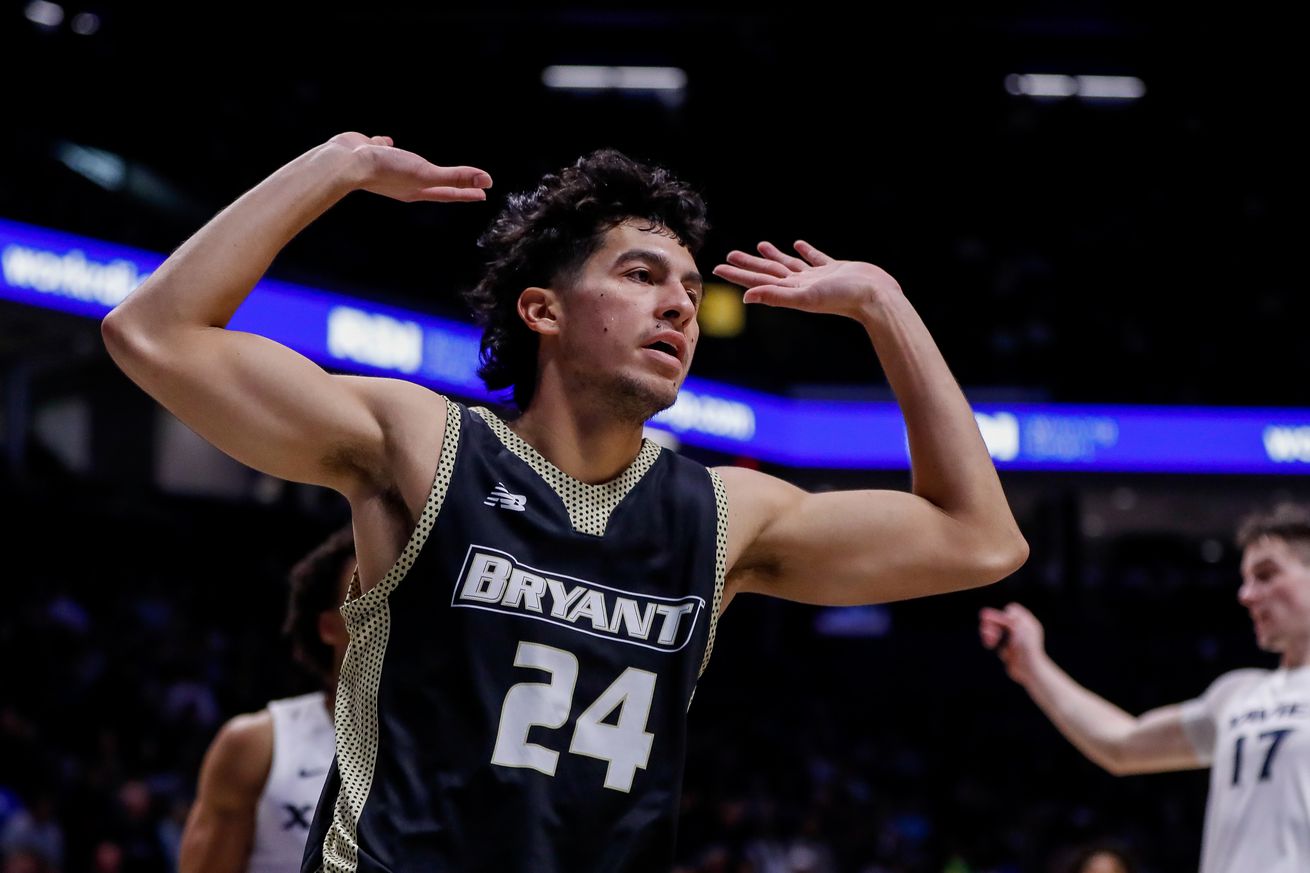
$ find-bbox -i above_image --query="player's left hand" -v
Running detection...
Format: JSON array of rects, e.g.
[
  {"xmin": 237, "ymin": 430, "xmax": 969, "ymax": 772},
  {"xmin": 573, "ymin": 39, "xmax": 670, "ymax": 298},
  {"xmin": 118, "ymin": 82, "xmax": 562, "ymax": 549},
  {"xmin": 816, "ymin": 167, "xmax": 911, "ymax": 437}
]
[{"xmin": 710, "ymin": 241, "xmax": 902, "ymax": 320}]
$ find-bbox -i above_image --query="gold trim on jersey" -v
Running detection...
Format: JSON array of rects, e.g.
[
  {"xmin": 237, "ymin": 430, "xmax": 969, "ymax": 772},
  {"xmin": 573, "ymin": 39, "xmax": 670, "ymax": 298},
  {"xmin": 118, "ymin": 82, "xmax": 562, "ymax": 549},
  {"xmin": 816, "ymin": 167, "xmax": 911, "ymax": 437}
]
[
  {"xmin": 320, "ymin": 398, "xmax": 462, "ymax": 873},
  {"xmin": 471, "ymin": 406, "xmax": 662, "ymax": 538},
  {"xmin": 699, "ymin": 468, "xmax": 728, "ymax": 679}
]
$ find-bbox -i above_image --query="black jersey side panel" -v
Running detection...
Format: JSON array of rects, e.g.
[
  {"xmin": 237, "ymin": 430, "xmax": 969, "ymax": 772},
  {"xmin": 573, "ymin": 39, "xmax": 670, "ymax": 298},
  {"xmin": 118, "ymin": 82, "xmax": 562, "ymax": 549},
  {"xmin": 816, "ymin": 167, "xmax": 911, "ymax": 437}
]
[{"xmin": 304, "ymin": 402, "xmax": 722, "ymax": 873}]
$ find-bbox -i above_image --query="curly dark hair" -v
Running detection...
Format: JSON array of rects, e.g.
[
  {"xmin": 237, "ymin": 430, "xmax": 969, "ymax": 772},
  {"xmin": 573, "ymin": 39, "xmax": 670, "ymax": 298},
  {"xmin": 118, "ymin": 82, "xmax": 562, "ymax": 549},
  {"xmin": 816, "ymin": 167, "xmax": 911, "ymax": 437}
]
[
  {"xmin": 283, "ymin": 525, "xmax": 355, "ymax": 682},
  {"xmin": 1236, "ymin": 502, "xmax": 1310, "ymax": 558},
  {"xmin": 464, "ymin": 148, "xmax": 710, "ymax": 410}
]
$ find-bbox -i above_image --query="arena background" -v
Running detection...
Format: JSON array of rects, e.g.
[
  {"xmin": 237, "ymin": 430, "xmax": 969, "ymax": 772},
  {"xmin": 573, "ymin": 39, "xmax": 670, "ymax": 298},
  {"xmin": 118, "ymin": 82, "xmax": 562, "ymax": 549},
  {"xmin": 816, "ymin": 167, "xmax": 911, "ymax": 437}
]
[{"xmin": 1, "ymin": 5, "xmax": 1305, "ymax": 873}]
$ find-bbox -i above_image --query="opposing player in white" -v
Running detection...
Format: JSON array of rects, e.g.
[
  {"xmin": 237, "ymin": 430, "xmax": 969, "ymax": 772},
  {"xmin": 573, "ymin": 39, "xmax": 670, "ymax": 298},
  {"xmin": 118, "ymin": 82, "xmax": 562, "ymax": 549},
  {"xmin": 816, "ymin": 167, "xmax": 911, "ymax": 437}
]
[
  {"xmin": 179, "ymin": 528, "xmax": 355, "ymax": 873},
  {"xmin": 980, "ymin": 503, "xmax": 1310, "ymax": 873}
]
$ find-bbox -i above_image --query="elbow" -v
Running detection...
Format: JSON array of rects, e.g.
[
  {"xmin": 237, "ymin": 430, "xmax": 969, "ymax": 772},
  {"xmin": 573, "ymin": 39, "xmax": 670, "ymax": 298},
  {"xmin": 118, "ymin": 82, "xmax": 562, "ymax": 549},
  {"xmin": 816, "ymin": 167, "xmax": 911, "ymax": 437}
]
[
  {"xmin": 969, "ymin": 532, "xmax": 1030, "ymax": 587},
  {"xmin": 1095, "ymin": 736, "xmax": 1145, "ymax": 777},
  {"xmin": 1101, "ymin": 750, "xmax": 1135, "ymax": 778},
  {"xmin": 101, "ymin": 307, "xmax": 136, "ymax": 361},
  {"xmin": 101, "ymin": 305, "xmax": 157, "ymax": 373},
  {"xmin": 1098, "ymin": 745, "xmax": 1126, "ymax": 776},
  {"xmin": 1001, "ymin": 533, "xmax": 1030, "ymax": 576}
]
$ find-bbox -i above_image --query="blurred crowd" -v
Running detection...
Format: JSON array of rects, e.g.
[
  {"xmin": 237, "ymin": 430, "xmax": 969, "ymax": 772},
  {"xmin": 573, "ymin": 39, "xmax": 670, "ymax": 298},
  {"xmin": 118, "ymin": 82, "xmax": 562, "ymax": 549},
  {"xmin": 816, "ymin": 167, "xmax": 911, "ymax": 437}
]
[{"xmin": 0, "ymin": 479, "xmax": 1260, "ymax": 873}]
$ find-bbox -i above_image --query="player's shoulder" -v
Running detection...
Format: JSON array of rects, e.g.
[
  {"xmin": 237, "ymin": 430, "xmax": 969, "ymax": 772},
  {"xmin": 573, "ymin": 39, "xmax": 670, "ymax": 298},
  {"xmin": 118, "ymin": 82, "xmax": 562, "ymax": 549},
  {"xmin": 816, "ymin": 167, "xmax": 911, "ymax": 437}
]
[
  {"xmin": 1204, "ymin": 667, "xmax": 1271, "ymax": 702},
  {"xmin": 339, "ymin": 376, "xmax": 450, "ymax": 431},
  {"xmin": 336, "ymin": 377, "xmax": 455, "ymax": 497},
  {"xmin": 199, "ymin": 709, "xmax": 274, "ymax": 798},
  {"xmin": 710, "ymin": 464, "xmax": 802, "ymax": 507},
  {"xmin": 213, "ymin": 709, "xmax": 274, "ymax": 756},
  {"xmin": 710, "ymin": 465, "xmax": 806, "ymax": 576},
  {"xmin": 266, "ymin": 690, "xmax": 326, "ymax": 712}
]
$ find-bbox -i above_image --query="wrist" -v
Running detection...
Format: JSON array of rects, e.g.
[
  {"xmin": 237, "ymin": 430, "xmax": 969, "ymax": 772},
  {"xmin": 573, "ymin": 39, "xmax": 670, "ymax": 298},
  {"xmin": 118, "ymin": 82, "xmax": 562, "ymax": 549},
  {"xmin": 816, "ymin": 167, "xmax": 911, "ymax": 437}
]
[
  {"xmin": 308, "ymin": 140, "xmax": 370, "ymax": 198},
  {"xmin": 1017, "ymin": 649, "xmax": 1054, "ymax": 688},
  {"xmin": 852, "ymin": 281, "xmax": 907, "ymax": 328}
]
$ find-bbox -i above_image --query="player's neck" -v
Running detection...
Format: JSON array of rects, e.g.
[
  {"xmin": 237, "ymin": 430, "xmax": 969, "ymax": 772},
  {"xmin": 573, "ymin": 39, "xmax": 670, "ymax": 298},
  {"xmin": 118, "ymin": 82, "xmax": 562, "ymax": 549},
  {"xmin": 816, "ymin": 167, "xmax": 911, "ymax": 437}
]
[
  {"xmin": 509, "ymin": 390, "xmax": 646, "ymax": 485},
  {"xmin": 1280, "ymin": 637, "xmax": 1310, "ymax": 670}
]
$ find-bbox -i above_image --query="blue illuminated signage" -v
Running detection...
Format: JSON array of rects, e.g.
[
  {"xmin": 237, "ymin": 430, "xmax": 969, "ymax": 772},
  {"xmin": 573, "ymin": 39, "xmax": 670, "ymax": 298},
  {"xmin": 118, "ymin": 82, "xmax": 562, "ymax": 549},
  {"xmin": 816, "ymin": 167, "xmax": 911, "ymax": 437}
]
[{"xmin": 3, "ymin": 216, "xmax": 1308, "ymax": 474}]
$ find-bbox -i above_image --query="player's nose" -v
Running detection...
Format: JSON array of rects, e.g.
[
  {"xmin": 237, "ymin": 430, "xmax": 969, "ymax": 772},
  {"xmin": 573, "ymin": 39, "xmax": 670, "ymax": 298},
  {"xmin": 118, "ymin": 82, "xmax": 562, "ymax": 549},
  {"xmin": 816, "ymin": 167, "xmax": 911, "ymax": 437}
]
[{"xmin": 656, "ymin": 281, "xmax": 696, "ymax": 327}]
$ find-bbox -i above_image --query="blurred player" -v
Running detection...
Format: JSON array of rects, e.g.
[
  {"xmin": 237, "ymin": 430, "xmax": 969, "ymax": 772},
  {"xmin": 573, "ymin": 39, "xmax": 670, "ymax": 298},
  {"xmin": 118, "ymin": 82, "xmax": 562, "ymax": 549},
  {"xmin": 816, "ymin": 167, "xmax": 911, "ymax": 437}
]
[
  {"xmin": 179, "ymin": 527, "xmax": 354, "ymax": 873},
  {"xmin": 981, "ymin": 503, "xmax": 1310, "ymax": 873}
]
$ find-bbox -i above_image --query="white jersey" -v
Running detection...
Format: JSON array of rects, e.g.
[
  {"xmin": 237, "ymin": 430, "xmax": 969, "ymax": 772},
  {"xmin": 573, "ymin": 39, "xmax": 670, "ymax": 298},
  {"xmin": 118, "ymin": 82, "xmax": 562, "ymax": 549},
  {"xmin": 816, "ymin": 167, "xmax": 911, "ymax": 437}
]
[
  {"xmin": 248, "ymin": 692, "xmax": 336, "ymax": 873},
  {"xmin": 1180, "ymin": 666, "xmax": 1310, "ymax": 873}
]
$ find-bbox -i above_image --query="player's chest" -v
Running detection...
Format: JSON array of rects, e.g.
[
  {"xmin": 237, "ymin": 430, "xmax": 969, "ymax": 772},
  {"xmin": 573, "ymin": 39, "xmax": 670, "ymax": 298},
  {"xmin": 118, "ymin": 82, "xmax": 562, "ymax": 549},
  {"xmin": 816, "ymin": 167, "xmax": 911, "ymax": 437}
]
[{"xmin": 1214, "ymin": 686, "xmax": 1310, "ymax": 788}]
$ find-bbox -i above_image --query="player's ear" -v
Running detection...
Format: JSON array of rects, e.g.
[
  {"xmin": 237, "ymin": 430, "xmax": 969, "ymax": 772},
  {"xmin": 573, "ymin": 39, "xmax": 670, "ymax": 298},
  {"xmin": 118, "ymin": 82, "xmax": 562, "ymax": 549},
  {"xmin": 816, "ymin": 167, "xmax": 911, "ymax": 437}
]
[
  {"xmin": 518, "ymin": 286, "xmax": 561, "ymax": 337},
  {"xmin": 318, "ymin": 610, "xmax": 347, "ymax": 646}
]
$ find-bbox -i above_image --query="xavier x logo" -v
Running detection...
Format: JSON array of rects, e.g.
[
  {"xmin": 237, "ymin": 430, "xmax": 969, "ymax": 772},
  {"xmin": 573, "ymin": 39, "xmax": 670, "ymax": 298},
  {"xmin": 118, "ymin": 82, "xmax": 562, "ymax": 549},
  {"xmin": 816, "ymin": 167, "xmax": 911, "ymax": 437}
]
[{"xmin": 282, "ymin": 803, "xmax": 313, "ymax": 830}]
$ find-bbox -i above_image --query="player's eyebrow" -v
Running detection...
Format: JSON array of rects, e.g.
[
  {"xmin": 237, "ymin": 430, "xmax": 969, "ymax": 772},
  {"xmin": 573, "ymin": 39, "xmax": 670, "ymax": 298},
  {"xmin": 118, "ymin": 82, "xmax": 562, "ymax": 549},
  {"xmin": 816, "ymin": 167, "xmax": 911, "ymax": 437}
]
[
  {"xmin": 614, "ymin": 249, "xmax": 703, "ymax": 289},
  {"xmin": 1244, "ymin": 557, "xmax": 1276, "ymax": 575}
]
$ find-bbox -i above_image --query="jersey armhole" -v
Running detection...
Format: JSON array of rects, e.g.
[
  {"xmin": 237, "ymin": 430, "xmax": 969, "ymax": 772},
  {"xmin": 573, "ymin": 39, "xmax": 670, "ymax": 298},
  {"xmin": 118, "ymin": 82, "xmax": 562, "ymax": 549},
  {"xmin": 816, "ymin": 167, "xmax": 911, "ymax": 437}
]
[
  {"xmin": 697, "ymin": 468, "xmax": 729, "ymax": 680},
  {"xmin": 341, "ymin": 399, "xmax": 464, "ymax": 617}
]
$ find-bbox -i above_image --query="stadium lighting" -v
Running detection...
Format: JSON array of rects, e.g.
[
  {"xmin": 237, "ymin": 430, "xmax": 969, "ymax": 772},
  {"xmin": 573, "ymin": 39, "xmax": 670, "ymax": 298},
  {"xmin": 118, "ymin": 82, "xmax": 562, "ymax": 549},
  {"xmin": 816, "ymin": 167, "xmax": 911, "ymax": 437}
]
[
  {"xmin": 25, "ymin": 1, "xmax": 64, "ymax": 28},
  {"xmin": 542, "ymin": 65, "xmax": 687, "ymax": 93},
  {"xmin": 1005, "ymin": 73, "xmax": 1145, "ymax": 101},
  {"xmin": 71, "ymin": 11, "xmax": 100, "ymax": 35}
]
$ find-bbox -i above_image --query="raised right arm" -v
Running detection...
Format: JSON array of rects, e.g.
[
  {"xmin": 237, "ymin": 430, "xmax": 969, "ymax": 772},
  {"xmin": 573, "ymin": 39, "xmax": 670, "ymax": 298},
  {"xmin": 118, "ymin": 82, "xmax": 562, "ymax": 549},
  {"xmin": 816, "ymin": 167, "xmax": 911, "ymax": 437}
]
[
  {"xmin": 980, "ymin": 603, "xmax": 1205, "ymax": 776},
  {"xmin": 101, "ymin": 133, "xmax": 492, "ymax": 496}
]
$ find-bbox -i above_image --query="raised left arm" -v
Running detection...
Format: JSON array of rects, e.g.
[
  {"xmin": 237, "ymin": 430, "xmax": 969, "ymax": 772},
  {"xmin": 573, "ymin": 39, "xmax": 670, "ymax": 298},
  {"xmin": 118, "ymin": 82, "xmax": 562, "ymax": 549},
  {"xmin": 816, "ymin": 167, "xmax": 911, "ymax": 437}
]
[{"xmin": 711, "ymin": 241, "xmax": 1028, "ymax": 608}]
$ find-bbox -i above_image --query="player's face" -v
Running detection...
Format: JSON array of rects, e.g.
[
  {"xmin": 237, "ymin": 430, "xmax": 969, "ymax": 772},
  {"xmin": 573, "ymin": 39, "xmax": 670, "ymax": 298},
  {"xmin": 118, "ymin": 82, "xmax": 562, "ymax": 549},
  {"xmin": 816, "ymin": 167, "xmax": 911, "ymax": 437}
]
[
  {"xmin": 1238, "ymin": 536, "xmax": 1310, "ymax": 653},
  {"xmin": 553, "ymin": 220, "xmax": 701, "ymax": 422},
  {"xmin": 318, "ymin": 556, "xmax": 356, "ymax": 655}
]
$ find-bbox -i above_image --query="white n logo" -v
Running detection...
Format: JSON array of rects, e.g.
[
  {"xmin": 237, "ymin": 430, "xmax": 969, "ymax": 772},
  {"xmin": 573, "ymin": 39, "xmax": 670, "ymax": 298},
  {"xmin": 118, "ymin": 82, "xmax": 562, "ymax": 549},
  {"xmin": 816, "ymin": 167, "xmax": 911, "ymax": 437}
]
[{"xmin": 484, "ymin": 482, "xmax": 528, "ymax": 511}]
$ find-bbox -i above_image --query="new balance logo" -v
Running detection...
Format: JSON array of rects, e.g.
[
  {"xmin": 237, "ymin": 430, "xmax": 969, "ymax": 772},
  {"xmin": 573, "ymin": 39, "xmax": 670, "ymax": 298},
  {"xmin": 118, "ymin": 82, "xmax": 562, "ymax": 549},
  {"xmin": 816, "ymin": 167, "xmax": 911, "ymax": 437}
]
[{"xmin": 484, "ymin": 483, "xmax": 527, "ymax": 511}]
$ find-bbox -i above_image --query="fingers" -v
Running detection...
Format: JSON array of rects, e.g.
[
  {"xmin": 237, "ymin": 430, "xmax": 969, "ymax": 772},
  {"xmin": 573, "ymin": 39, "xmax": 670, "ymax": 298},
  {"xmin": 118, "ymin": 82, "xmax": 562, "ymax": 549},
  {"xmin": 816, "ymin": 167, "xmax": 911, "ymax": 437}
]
[
  {"xmin": 415, "ymin": 186, "xmax": 489, "ymax": 203},
  {"xmin": 724, "ymin": 250, "xmax": 790, "ymax": 279},
  {"xmin": 978, "ymin": 607, "xmax": 1012, "ymax": 650},
  {"xmin": 757, "ymin": 241, "xmax": 809, "ymax": 272},
  {"xmin": 1004, "ymin": 602, "xmax": 1037, "ymax": 626},
  {"xmin": 416, "ymin": 164, "xmax": 493, "ymax": 190},
  {"xmin": 409, "ymin": 163, "xmax": 494, "ymax": 201},
  {"xmin": 710, "ymin": 260, "xmax": 791, "ymax": 304},
  {"xmin": 444, "ymin": 165, "xmax": 494, "ymax": 189},
  {"xmin": 369, "ymin": 135, "xmax": 394, "ymax": 147},
  {"xmin": 795, "ymin": 240, "xmax": 833, "ymax": 266},
  {"xmin": 711, "ymin": 263, "xmax": 793, "ymax": 291},
  {"xmin": 740, "ymin": 285, "xmax": 790, "ymax": 306}
]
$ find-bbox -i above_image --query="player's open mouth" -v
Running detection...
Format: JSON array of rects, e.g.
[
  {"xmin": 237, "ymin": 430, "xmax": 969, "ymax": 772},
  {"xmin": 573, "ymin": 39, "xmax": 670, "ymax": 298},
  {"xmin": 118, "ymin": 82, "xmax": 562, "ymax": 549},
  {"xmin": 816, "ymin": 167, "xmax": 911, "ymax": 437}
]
[{"xmin": 645, "ymin": 341, "xmax": 679, "ymax": 359}]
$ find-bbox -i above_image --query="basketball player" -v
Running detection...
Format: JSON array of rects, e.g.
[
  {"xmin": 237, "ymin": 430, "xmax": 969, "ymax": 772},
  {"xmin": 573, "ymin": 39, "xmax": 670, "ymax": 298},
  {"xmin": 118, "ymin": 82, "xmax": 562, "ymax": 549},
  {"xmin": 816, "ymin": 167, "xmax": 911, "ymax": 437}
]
[
  {"xmin": 102, "ymin": 132, "xmax": 1028, "ymax": 872},
  {"xmin": 980, "ymin": 503, "xmax": 1310, "ymax": 873},
  {"xmin": 178, "ymin": 527, "xmax": 355, "ymax": 873}
]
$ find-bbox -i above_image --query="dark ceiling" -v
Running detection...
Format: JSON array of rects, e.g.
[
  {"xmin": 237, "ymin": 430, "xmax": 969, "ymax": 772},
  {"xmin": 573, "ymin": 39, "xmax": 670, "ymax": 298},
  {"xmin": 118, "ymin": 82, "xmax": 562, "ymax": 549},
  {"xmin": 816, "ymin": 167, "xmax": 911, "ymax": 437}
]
[{"xmin": 3, "ymin": 5, "xmax": 1304, "ymax": 404}]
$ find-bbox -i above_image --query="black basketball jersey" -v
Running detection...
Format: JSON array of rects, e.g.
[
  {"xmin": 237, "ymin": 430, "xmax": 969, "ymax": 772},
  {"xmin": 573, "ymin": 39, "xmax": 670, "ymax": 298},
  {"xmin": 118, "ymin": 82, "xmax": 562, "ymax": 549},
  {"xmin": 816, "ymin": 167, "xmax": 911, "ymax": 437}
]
[{"xmin": 303, "ymin": 400, "xmax": 727, "ymax": 873}]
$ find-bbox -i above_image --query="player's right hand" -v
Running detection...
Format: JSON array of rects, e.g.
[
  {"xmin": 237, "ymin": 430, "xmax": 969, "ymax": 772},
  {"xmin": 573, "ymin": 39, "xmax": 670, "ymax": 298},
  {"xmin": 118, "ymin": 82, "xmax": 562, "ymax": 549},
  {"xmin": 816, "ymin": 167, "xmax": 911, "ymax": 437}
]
[
  {"xmin": 328, "ymin": 132, "xmax": 493, "ymax": 203},
  {"xmin": 979, "ymin": 602, "xmax": 1045, "ymax": 685}
]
